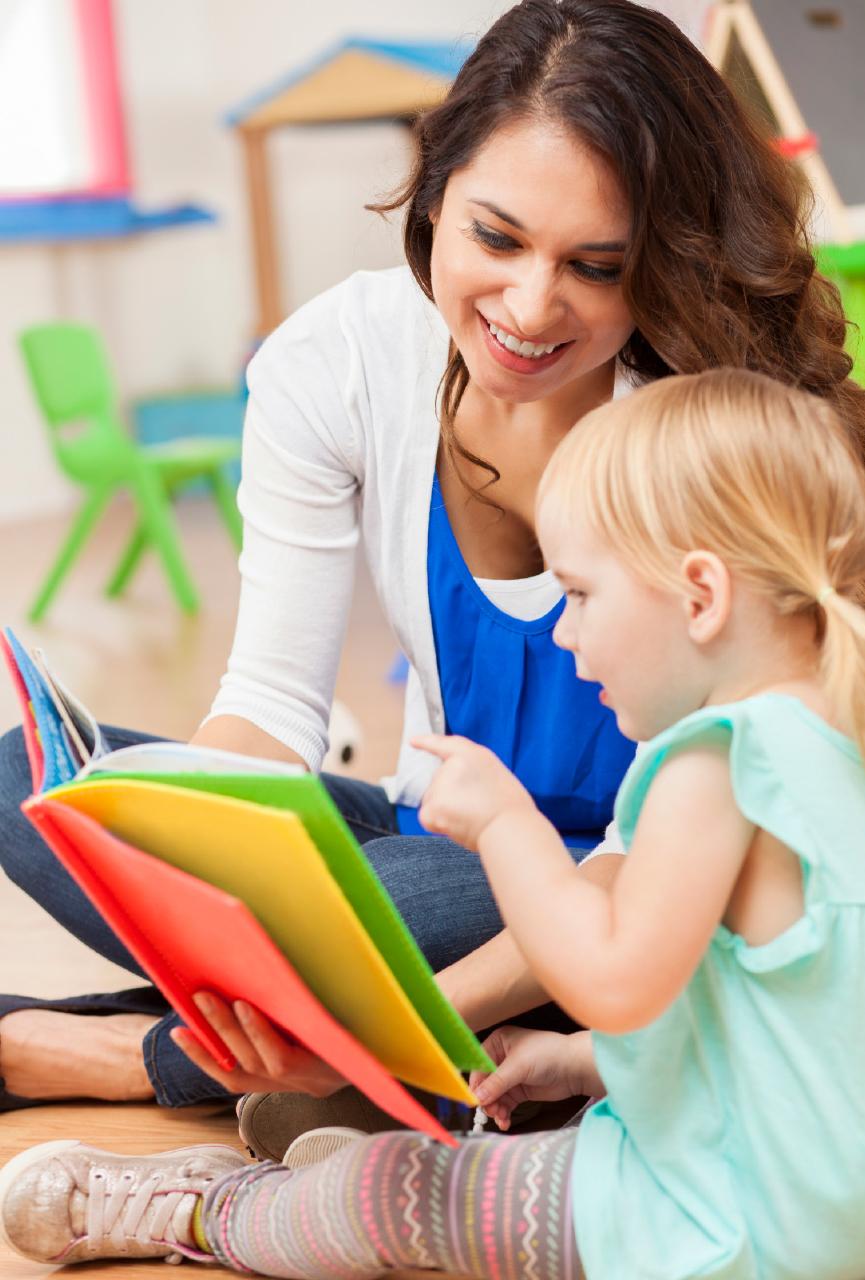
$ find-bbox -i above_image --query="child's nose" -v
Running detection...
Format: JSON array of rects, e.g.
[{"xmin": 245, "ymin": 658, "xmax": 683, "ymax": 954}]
[{"xmin": 552, "ymin": 612, "xmax": 576, "ymax": 652}]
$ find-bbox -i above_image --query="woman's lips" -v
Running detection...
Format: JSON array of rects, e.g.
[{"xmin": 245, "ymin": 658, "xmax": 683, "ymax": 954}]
[{"xmin": 478, "ymin": 311, "xmax": 573, "ymax": 374}]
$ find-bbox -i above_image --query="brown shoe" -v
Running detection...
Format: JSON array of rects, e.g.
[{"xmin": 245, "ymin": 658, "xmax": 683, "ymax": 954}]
[
  {"xmin": 236, "ymin": 1086, "xmax": 586, "ymax": 1161},
  {"xmin": 0, "ymin": 1139, "xmax": 247, "ymax": 1265},
  {"xmin": 236, "ymin": 1086, "xmax": 418, "ymax": 1162}
]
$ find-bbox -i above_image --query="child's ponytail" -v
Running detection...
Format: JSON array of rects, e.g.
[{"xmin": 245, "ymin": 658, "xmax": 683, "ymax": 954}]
[{"xmin": 818, "ymin": 588, "xmax": 865, "ymax": 764}]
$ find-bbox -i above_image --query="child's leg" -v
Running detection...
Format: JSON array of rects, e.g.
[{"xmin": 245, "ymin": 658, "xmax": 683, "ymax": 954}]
[{"xmin": 203, "ymin": 1128, "xmax": 582, "ymax": 1280}]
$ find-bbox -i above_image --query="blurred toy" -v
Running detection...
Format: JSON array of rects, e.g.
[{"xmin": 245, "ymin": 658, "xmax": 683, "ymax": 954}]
[{"xmin": 323, "ymin": 699, "xmax": 362, "ymax": 771}]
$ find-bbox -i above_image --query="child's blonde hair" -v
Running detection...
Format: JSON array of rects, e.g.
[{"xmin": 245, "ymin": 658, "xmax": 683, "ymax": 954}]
[{"xmin": 538, "ymin": 368, "xmax": 865, "ymax": 757}]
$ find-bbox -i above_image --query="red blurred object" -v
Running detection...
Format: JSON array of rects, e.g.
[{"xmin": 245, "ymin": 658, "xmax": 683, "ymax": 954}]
[{"xmin": 773, "ymin": 132, "xmax": 819, "ymax": 158}]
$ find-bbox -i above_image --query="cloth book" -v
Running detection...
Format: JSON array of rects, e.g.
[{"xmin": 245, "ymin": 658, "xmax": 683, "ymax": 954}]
[{"xmin": 2, "ymin": 627, "xmax": 494, "ymax": 1143}]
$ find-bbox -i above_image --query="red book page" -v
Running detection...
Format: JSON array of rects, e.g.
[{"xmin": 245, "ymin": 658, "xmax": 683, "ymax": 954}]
[{"xmin": 25, "ymin": 797, "xmax": 455, "ymax": 1145}]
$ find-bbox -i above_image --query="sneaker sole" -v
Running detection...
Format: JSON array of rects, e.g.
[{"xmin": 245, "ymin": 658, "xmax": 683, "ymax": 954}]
[
  {"xmin": 0, "ymin": 1139, "xmax": 81, "ymax": 1256},
  {"xmin": 282, "ymin": 1127, "xmax": 365, "ymax": 1170}
]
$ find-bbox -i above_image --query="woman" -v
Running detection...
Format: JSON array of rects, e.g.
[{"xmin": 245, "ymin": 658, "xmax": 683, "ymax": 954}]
[{"xmin": 0, "ymin": 0, "xmax": 862, "ymax": 1118}]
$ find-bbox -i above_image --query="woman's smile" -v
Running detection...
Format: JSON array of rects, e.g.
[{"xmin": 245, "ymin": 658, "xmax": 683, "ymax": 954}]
[{"xmin": 477, "ymin": 311, "xmax": 574, "ymax": 375}]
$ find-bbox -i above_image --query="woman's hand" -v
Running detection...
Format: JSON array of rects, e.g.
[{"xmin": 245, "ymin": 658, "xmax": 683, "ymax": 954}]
[
  {"xmin": 170, "ymin": 993, "xmax": 347, "ymax": 1098},
  {"xmin": 469, "ymin": 1027, "xmax": 602, "ymax": 1131},
  {"xmin": 413, "ymin": 734, "xmax": 536, "ymax": 851}
]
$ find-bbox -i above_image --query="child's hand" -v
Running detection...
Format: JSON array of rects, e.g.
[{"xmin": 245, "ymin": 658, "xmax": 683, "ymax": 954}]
[
  {"xmin": 469, "ymin": 1027, "xmax": 600, "ymax": 1131},
  {"xmin": 413, "ymin": 734, "xmax": 536, "ymax": 850},
  {"xmin": 171, "ymin": 993, "xmax": 347, "ymax": 1098}
]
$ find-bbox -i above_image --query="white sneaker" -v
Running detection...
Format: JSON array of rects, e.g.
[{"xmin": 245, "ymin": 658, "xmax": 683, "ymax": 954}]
[
  {"xmin": 0, "ymin": 1139, "xmax": 247, "ymax": 1265},
  {"xmin": 282, "ymin": 1126, "xmax": 366, "ymax": 1170}
]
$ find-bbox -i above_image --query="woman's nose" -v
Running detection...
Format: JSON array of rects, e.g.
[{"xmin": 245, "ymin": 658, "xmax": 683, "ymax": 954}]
[{"xmin": 503, "ymin": 266, "xmax": 565, "ymax": 338}]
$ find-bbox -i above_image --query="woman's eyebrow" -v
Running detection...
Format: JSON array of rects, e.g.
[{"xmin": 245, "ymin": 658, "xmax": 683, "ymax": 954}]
[{"xmin": 467, "ymin": 199, "xmax": 626, "ymax": 252}]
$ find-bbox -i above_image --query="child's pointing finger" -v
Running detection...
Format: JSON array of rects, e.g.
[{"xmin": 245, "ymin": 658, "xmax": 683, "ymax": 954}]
[{"xmin": 411, "ymin": 733, "xmax": 472, "ymax": 759}]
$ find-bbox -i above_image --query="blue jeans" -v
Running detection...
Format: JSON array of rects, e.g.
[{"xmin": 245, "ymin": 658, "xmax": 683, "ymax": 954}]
[{"xmin": 0, "ymin": 723, "xmax": 584, "ymax": 1106}]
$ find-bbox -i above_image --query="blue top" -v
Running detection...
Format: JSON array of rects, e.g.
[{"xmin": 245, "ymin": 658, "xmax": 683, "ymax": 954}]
[
  {"xmin": 396, "ymin": 475, "xmax": 635, "ymax": 846},
  {"xmin": 573, "ymin": 695, "xmax": 865, "ymax": 1280}
]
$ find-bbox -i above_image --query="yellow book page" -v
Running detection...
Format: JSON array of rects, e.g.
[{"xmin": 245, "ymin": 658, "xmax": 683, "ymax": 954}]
[{"xmin": 54, "ymin": 779, "xmax": 475, "ymax": 1104}]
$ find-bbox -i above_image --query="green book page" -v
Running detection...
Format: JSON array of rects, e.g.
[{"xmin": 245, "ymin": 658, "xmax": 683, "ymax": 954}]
[{"xmin": 97, "ymin": 770, "xmax": 493, "ymax": 1074}]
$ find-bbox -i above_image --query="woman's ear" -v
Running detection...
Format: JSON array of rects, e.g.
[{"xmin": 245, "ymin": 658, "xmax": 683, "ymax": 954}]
[{"xmin": 680, "ymin": 550, "xmax": 731, "ymax": 644}]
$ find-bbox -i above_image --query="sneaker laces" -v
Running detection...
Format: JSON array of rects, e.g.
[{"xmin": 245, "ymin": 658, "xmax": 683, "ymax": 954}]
[{"xmin": 85, "ymin": 1161, "xmax": 202, "ymax": 1265}]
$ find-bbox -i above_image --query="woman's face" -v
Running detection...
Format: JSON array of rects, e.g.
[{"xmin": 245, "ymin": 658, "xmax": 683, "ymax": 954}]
[{"xmin": 429, "ymin": 117, "xmax": 634, "ymax": 405}]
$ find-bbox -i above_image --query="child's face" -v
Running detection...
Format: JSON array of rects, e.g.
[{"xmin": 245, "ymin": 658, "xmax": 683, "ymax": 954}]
[{"xmin": 539, "ymin": 501, "xmax": 702, "ymax": 741}]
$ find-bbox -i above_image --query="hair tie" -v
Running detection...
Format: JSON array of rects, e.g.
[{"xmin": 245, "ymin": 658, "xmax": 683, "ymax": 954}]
[{"xmin": 817, "ymin": 584, "xmax": 836, "ymax": 606}]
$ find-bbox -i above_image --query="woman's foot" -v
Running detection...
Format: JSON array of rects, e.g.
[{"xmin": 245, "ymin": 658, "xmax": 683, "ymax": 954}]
[
  {"xmin": 0, "ymin": 1140, "xmax": 247, "ymax": 1264},
  {"xmin": 0, "ymin": 1011, "xmax": 158, "ymax": 1102}
]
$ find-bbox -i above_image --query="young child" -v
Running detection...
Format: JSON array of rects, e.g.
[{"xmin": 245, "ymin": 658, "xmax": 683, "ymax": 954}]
[{"xmin": 3, "ymin": 366, "xmax": 865, "ymax": 1279}]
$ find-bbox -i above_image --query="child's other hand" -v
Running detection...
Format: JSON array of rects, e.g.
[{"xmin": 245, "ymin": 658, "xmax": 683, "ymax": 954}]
[
  {"xmin": 413, "ymin": 734, "xmax": 535, "ymax": 850},
  {"xmin": 171, "ymin": 993, "xmax": 347, "ymax": 1098},
  {"xmin": 469, "ymin": 1027, "xmax": 598, "ymax": 1131}
]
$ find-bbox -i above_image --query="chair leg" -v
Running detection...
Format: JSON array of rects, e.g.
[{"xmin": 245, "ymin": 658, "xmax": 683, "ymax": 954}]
[
  {"xmin": 28, "ymin": 487, "xmax": 112, "ymax": 623},
  {"xmin": 105, "ymin": 523, "xmax": 149, "ymax": 598},
  {"xmin": 209, "ymin": 466, "xmax": 243, "ymax": 550},
  {"xmin": 131, "ymin": 467, "xmax": 199, "ymax": 614}
]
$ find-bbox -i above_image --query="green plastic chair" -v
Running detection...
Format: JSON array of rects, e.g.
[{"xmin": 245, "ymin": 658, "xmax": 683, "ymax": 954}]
[
  {"xmin": 817, "ymin": 240, "xmax": 865, "ymax": 387},
  {"xmin": 19, "ymin": 323, "xmax": 243, "ymax": 621}
]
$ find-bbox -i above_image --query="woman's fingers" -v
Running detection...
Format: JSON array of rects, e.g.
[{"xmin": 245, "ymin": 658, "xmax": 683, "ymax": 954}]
[
  {"xmin": 192, "ymin": 993, "xmax": 268, "ymax": 1077},
  {"xmin": 170, "ymin": 1026, "xmax": 245, "ymax": 1091},
  {"xmin": 233, "ymin": 1001, "xmax": 298, "ymax": 1077}
]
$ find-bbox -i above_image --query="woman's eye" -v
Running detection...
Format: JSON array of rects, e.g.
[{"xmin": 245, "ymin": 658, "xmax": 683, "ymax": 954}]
[
  {"xmin": 467, "ymin": 220, "xmax": 518, "ymax": 252},
  {"xmin": 570, "ymin": 261, "xmax": 622, "ymax": 285},
  {"xmin": 466, "ymin": 220, "xmax": 622, "ymax": 284}
]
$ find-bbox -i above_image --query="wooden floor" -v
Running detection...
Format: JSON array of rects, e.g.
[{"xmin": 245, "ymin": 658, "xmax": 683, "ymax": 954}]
[{"xmin": 0, "ymin": 497, "xmax": 438, "ymax": 1278}]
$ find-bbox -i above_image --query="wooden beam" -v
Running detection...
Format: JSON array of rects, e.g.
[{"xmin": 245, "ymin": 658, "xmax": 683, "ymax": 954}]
[
  {"xmin": 241, "ymin": 128, "xmax": 283, "ymax": 339},
  {"xmin": 704, "ymin": 4, "xmax": 735, "ymax": 67},
  {"xmin": 707, "ymin": 1, "xmax": 851, "ymax": 242}
]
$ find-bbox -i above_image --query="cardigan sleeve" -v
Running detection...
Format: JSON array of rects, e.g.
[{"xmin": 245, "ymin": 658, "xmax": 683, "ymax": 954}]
[{"xmin": 202, "ymin": 283, "xmax": 363, "ymax": 771}]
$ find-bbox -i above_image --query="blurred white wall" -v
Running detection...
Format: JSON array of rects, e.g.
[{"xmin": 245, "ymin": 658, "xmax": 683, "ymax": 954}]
[{"xmin": 0, "ymin": 0, "xmax": 711, "ymax": 523}]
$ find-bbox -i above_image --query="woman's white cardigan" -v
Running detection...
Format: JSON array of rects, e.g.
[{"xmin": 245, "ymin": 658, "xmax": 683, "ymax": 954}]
[{"xmin": 205, "ymin": 265, "xmax": 625, "ymax": 853}]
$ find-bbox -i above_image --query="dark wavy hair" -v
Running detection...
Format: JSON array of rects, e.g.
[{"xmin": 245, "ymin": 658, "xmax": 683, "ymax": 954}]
[{"xmin": 373, "ymin": 0, "xmax": 865, "ymax": 490}]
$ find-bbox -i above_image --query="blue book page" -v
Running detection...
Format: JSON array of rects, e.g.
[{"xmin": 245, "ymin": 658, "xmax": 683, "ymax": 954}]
[{"xmin": 3, "ymin": 629, "xmax": 78, "ymax": 790}]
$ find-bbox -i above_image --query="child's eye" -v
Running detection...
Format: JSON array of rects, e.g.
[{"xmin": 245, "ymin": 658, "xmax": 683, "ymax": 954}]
[
  {"xmin": 466, "ymin": 220, "xmax": 518, "ymax": 252},
  {"xmin": 566, "ymin": 589, "xmax": 587, "ymax": 604}
]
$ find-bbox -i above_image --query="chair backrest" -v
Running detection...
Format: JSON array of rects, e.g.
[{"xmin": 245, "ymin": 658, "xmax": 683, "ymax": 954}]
[{"xmin": 18, "ymin": 323, "xmax": 131, "ymax": 483}]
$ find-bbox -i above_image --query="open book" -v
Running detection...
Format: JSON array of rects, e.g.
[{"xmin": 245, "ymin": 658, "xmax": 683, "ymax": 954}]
[{"xmin": 2, "ymin": 628, "xmax": 494, "ymax": 1144}]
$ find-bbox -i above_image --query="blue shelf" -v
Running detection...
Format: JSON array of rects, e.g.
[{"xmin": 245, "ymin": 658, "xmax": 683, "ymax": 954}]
[{"xmin": 0, "ymin": 195, "xmax": 216, "ymax": 243}]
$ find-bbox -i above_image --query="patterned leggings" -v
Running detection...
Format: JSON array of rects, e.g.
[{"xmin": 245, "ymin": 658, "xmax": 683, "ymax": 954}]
[{"xmin": 202, "ymin": 1128, "xmax": 582, "ymax": 1279}]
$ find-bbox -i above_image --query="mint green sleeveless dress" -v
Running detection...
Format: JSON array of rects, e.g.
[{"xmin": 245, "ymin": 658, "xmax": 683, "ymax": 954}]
[{"xmin": 572, "ymin": 695, "xmax": 865, "ymax": 1280}]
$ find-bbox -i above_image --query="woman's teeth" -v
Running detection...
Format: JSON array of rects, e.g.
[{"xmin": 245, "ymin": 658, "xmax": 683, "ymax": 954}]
[{"xmin": 487, "ymin": 320, "xmax": 560, "ymax": 359}]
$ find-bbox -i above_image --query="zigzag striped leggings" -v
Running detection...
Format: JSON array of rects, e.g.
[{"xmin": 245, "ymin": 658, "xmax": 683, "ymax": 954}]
[{"xmin": 202, "ymin": 1128, "xmax": 582, "ymax": 1279}]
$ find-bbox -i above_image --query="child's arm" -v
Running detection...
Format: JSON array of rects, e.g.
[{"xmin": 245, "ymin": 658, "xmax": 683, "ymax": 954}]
[
  {"xmin": 416, "ymin": 735, "xmax": 753, "ymax": 1034},
  {"xmin": 436, "ymin": 855, "xmax": 625, "ymax": 1029}
]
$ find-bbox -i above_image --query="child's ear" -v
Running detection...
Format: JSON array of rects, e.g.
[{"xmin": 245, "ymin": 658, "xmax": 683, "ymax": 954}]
[{"xmin": 680, "ymin": 551, "xmax": 731, "ymax": 644}]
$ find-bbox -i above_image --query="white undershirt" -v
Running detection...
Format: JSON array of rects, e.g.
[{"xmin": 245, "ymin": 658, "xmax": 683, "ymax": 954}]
[
  {"xmin": 473, "ymin": 364, "xmax": 632, "ymax": 623},
  {"xmin": 474, "ymin": 570, "xmax": 562, "ymax": 621}
]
